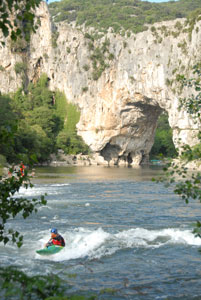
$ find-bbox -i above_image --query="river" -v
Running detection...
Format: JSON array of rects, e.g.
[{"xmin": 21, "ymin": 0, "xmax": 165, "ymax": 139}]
[{"xmin": 1, "ymin": 166, "xmax": 201, "ymax": 299}]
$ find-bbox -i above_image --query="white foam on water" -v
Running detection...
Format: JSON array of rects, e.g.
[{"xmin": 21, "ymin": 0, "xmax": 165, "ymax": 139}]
[
  {"xmin": 38, "ymin": 205, "xmax": 52, "ymax": 211},
  {"xmin": 35, "ymin": 227, "xmax": 201, "ymax": 262},
  {"xmin": 14, "ymin": 183, "xmax": 70, "ymax": 198},
  {"xmin": 49, "ymin": 184, "xmax": 70, "ymax": 187},
  {"xmin": 160, "ymin": 228, "xmax": 201, "ymax": 245},
  {"xmin": 115, "ymin": 227, "xmax": 201, "ymax": 248}
]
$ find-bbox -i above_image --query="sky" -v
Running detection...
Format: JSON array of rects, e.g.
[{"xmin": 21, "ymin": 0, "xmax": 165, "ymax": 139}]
[{"xmin": 48, "ymin": 0, "xmax": 178, "ymax": 3}]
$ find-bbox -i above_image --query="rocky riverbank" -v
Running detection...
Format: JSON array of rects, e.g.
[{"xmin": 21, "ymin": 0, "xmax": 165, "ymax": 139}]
[
  {"xmin": 44, "ymin": 151, "xmax": 126, "ymax": 167},
  {"xmin": 47, "ymin": 151, "xmax": 201, "ymax": 171}
]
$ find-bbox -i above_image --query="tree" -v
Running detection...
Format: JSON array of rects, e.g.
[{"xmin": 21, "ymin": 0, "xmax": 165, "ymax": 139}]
[
  {"xmin": 0, "ymin": 94, "xmax": 18, "ymax": 162},
  {"xmin": 155, "ymin": 63, "xmax": 201, "ymax": 236},
  {"xmin": 8, "ymin": 74, "xmax": 64, "ymax": 163},
  {"xmin": 0, "ymin": 168, "xmax": 46, "ymax": 247},
  {"xmin": 0, "ymin": 0, "xmax": 42, "ymax": 42}
]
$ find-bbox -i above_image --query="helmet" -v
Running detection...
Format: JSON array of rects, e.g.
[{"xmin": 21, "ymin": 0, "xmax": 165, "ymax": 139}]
[{"xmin": 51, "ymin": 228, "xmax": 58, "ymax": 234}]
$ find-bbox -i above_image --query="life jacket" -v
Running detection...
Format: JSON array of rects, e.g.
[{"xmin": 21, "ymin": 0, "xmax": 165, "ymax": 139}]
[
  {"xmin": 51, "ymin": 234, "xmax": 65, "ymax": 247},
  {"xmin": 20, "ymin": 164, "xmax": 25, "ymax": 176}
]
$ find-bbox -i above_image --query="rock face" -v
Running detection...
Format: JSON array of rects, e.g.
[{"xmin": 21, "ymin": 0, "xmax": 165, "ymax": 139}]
[{"xmin": 0, "ymin": 2, "xmax": 200, "ymax": 166}]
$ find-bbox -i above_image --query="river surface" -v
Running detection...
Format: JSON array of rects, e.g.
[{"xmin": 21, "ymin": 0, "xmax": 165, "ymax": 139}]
[{"xmin": 1, "ymin": 166, "xmax": 201, "ymax": 299}]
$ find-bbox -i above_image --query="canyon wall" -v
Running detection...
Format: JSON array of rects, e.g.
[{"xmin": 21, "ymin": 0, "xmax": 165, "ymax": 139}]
[{"xmin": 0, "ymin": 2, "xmax": 200, "ymax": 165}]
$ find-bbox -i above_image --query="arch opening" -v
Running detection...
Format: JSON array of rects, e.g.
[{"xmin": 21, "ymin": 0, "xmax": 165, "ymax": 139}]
[
  {"xmin": 99, "ymin": 100, "xmax": 165, "ymax": 166},
  {"xmin": 150, "ymin": 111, "xmax": 177, "ymax": 161}
]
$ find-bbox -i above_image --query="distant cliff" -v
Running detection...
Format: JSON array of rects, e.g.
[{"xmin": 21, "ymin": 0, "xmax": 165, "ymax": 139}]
[{"xmin": 0, "ymin": 2, "xmax": 200, "ymax": 166}]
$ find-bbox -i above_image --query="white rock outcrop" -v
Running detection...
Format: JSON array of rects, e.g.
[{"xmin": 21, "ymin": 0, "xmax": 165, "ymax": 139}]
[{"xmin": 0, "ymin": 2, "xmax": 200, "ymax": 165}]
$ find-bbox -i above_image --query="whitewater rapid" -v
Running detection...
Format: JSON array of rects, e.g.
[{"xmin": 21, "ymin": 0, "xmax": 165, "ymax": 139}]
[
  {"xmin": 3, "ymin": 166, "xmax": 201, "ymax": 299},
  {"xmin": 35, "ymin": 227, "xmax": 201, "ymax": 262}
]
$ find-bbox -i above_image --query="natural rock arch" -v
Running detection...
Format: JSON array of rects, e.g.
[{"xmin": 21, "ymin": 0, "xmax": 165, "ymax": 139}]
[
  {"xmin": 0, "ymin": 2, "xmax": 200, "ymax": 166},
  {"xmin": 99, "ymin": 97, "xmax": 163, "ymax": 166}
]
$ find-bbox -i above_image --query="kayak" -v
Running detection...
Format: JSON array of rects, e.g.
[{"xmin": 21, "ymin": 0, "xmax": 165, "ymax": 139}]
[{"xmin": 36, "ymin": 245, "xmax": 64, "ymax": 255}]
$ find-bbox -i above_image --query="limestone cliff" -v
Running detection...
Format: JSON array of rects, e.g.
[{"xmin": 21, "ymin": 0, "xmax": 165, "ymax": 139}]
[{"xmin": 0, "ymin": 2, "xmax": 200, "ymax": 166}]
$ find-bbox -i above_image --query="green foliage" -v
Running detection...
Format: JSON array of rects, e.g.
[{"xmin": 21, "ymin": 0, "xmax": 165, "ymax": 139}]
[
  {"xmin": 0, "ymin": 65, "xmax": 5, "ymax": 71},
  {"xmin": 49, "ymin": 0, "xmax": 201, "ymax": 35},
  {"xmin": 193, "ymin": 220, "xmax": 201, "ymax": 238},
  {"xmin": 10, "ymin": 37, "xmax": 28, "ymax": 53},
  {"xmin": 154, "ymin": 63, "xmax": 201, "ymax": 239},
  {"xmin": 82, "ymin": 87, "xmax": 88, "ymax": 92},
  {"xmin": 0, "ymin": 75, "xmax": 89, "ymax": 164},
  {"xmin": 0, "ymin": 0, "xmax": 42, "ymax": 43},
  {"xmin": 150, "ymin": 113, "xmax": 177, "ymax": 159},
  {"xmin": 0, "ymin": 267, "xmax": 65, "ymax": 300},
  {"xmin": 0, "ymin": 75, "xmax": 56, "ymax": 163},
  {"xmin": 100, "ymin": 288, "xmax": 117, "ymax": 295},
  {"xmin": 177, "ymin": 40, "xmax": 187, "ymax": 55},
  {"xmin": 186, "ymin": 8, "xmax": 201, "ymax": 40},
  {"xmin": 0, "ymin": 264, "xmax": 96, "ymax": 300},
  {"xmin": 52, "ymin": 31, "xmax": 59, "ymax": 48},
  {"xmin": 83, "ymin": 64, "xmax": 90, "ymax": 71},
  {"xmin": 0, "ymin": 95, "xmax": 18, "ymax": 162},
  {"xmin": 9, "ymin": 75, "xmax": 61, "ymax": 162},
  {"xmin": 180, "ymin": 143, "xmax": 201, "ymax": 161},
  {"xmin": 0, "ymin": 167, "xmax": 46, "ymax": 247},
  {"xmin": 0, "ymin": 154, "xmax": 6, "ymax": 167},
  {"xmin": 175, "ymin": 21, "xmax": 183, "ymax": 31},
  {"xmin": 160, "ymin": 161, "xmax": 201, "ymax": 204},
  {"xmin": 55, "ymin": 90, "xmax": 68, "ymax": 123},
  {"xmin": 44, "ymin": 53, "xmax": 49, "ymax": 61},
  {"xmin": 178, "ymin": 63, "xmax": 201, "ymax": 118},
  {"xmin": 14, "ymin": 62, "xmax": 27, "ymax": 74},
  {"xmin": 88, "ymin": 37, "xmax": 112, "ymax": 80},
  {"xmin": 56, "ymin": 101, "xmax": 89, "ymax": 155}
]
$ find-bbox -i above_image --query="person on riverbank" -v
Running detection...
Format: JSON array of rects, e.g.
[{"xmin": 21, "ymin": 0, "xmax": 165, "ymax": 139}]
[
  {"xmin": 45, "ymin": 228, "xmax": 65, "ymax": 247},
  {"xmin": 20, "ymin": 162, "xmax": 25, "ymax": 177}
]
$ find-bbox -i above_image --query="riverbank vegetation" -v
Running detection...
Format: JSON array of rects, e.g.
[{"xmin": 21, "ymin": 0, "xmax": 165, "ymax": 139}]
[
  {"xmin": 56, "ymin": 94, "xmax": 89, "ymax": 155},
  {"xmin": 49, "ymin": 0, "xmax": 201, "ymax": 34},
  {"xmin": 0, "ymin": 74, "xmax": 89, "ymax": 166}
]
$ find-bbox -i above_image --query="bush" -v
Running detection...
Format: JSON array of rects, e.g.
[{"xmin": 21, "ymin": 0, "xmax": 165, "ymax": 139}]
[
  {"xmin": 83, "ymin": 64, "xmax": 90, "ymax": 71},
  {"xmin": 10, "ymin": 37, "xmax": 28, "ymax": 53},
  {"xmin": 0, "ymin": 154, "xmax": 6, "ymax": 167},
  {"xmin": 52, "ymin": 31, "xmax": 59, "ymax": 48},
  {"xmin": 0, "ymin": 65, "xmax": 5, "ymax": 71},
  {"xmin": 14, "ymin": 62, "xmax": 27, "ymax": 74}
]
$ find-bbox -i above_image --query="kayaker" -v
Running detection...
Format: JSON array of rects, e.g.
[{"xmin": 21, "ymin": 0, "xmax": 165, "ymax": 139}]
[{"xmin": 45, "ymin": 228, "xmax": 65, "ymax": 247}]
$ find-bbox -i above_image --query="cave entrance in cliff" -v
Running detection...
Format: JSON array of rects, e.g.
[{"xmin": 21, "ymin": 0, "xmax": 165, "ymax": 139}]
[{"xmin": 150, "ymin": 111, "xmax": 177, "ymax": 160}]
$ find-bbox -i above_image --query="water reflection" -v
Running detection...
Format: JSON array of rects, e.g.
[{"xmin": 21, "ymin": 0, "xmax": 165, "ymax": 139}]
[{"xmin": 33, "ymin": 165, "xmax": 163, "ymax": 184}]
